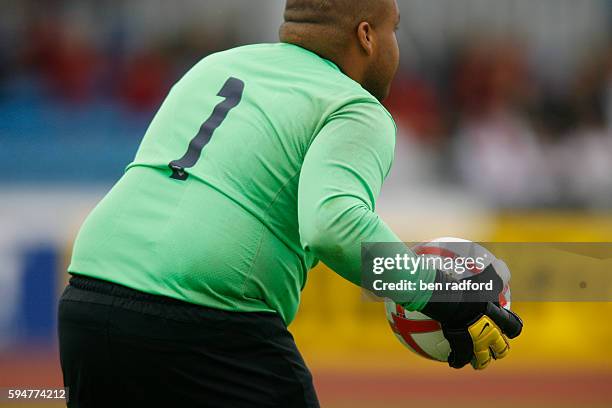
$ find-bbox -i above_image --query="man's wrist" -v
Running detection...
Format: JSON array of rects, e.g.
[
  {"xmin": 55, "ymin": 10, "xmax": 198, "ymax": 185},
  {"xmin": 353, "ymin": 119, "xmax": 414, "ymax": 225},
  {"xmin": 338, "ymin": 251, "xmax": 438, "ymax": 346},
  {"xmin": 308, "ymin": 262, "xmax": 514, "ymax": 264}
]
[{"xmin": 418, "ymin": 270, "xmax": 486, "ymax": 327}]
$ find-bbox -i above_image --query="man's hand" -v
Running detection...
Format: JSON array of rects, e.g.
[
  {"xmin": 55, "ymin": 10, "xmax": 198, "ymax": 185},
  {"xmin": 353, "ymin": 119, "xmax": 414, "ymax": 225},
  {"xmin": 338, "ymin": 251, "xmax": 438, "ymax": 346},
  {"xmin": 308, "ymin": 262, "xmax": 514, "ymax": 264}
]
[
  {"xmin": 468, "ymin": 314, "xmax": 509, "ymax": 369},
  {"xmin": 443, "ymin": 302, "xmax": 522, "ymax": 369},
  {"xmin": 419, "ymin": 265, "xmax": 523, "ymax": 369}
]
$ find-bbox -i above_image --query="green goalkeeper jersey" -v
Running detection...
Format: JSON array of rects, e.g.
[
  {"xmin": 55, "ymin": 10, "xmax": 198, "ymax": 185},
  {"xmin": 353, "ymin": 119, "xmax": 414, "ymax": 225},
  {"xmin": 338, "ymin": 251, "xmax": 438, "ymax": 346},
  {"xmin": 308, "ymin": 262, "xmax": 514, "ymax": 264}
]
[{"xmin": 69, "ymin": 43, "xmax": 434, "ymax": 324}]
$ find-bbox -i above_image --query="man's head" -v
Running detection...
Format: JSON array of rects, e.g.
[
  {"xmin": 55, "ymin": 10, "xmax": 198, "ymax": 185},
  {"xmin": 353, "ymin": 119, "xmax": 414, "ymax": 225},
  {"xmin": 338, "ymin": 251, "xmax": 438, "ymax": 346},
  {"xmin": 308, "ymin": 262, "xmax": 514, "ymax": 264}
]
[{"xmin": 280, "ymin": 0, "xmax": 400, "ymax": 101}]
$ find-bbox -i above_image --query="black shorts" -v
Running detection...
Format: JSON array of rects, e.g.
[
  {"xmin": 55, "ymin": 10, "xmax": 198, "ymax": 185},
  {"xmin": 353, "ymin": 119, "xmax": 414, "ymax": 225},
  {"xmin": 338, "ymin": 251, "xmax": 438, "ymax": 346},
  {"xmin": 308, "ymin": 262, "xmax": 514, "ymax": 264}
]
[{"xmin": 58, "ymin": 275, "xmax": 320, "ymax": 408}]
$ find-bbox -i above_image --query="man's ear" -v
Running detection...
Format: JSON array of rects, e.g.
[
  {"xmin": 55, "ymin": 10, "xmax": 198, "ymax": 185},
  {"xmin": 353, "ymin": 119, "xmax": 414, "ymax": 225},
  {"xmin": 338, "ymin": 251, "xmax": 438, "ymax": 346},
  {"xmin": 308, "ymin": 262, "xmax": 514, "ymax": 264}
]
[{"xmin": 356, "ymin": 21, "xmax": 374, "ymax": 56}]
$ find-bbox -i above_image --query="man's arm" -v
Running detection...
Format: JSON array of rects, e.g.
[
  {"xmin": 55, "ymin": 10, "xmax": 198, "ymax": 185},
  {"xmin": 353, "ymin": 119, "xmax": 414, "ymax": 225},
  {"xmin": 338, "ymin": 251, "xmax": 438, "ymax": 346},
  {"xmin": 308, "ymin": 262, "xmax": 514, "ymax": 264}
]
[
  {"xmin": 298, "ymin": 101, "xmax": 523, "ymax": 369},
  {"xmin": 297, "ymin": 101, "xmax": 434, "ymax": 311}
]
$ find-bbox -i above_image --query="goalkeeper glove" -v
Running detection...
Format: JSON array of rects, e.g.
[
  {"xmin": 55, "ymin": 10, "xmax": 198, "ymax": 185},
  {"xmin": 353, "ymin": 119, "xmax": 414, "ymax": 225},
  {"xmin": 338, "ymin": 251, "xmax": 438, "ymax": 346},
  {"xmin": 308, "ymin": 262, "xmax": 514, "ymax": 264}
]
[{"xmin": 420, "ymin": 265, "xmax": 523, "ymax": 370}]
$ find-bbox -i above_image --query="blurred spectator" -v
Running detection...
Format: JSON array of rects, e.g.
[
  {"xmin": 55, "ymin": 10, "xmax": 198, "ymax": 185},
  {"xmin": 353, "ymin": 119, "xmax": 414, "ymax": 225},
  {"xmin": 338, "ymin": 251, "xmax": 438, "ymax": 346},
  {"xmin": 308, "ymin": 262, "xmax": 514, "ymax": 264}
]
[
  {"xmin": 119, "ymin": 48, "xmax": 171, "ymax": 111},
  {"xmin": 452, "ymin": 39, "xmax": 533, "ymax": 119},
  {"xmin": 385, "ymin": 75, "xmax": 445, "ymax": 146},
  {"xmin": 23, "ymin": 18, "xmax": 100, "ymax": 103},
  {"xmin": 448, "ymin": 39, "xmax": 553, "ymax": 207},
  {"xmin": 454, "ymin": 108, "xmax": 556, "ymax": 207}
]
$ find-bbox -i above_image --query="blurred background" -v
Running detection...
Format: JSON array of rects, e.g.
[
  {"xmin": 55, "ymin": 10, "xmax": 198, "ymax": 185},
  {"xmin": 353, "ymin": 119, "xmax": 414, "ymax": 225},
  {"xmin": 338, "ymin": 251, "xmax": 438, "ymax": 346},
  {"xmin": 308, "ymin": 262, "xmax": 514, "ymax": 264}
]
[{"xmin": 1, "ymin": 0, "xmax": 611, "ymax": 407}]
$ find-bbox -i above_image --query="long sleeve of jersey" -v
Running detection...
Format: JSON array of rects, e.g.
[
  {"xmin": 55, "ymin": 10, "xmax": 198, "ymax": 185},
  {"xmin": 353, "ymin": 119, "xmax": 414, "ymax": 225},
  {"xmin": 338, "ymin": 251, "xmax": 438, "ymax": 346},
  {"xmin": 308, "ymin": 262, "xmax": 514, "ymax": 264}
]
[{"xmin": 298, "ymin": 101, "xmax": 435, "ymax": 311}]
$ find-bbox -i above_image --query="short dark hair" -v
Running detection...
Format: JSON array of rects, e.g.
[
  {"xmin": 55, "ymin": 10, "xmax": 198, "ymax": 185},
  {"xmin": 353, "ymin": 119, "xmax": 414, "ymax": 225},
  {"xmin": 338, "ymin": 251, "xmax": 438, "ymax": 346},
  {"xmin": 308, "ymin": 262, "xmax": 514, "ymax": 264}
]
[{"xmin": 280, "ymin": 0, "xmax": 389, "ymax": 62}]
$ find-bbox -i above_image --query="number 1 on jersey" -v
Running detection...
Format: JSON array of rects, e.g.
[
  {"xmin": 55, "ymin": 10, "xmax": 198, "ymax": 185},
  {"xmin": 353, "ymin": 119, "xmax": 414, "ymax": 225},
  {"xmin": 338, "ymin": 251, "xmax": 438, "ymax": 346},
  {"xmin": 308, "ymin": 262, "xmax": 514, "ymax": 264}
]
[{"xmin": 169, "ymin": 77, "xmax": 245, "ymax": 181}]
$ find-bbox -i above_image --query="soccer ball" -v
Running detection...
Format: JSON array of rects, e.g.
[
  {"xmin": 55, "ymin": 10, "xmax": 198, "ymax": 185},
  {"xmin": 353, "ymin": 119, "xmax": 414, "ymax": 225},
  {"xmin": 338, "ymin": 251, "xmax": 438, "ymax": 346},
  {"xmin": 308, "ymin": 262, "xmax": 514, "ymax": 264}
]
[{"xmin": 384, "ymin": 237, "xmax": 512, "ymax": 362}]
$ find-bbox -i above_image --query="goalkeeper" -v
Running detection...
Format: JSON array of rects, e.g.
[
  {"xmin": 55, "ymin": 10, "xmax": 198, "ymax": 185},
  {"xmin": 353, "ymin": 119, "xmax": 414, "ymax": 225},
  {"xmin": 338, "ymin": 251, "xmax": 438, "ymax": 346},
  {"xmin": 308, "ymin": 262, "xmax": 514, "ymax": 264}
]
[{"xmin": 58, "ymin": 0, "xmax": 522, "ymax": 407}]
